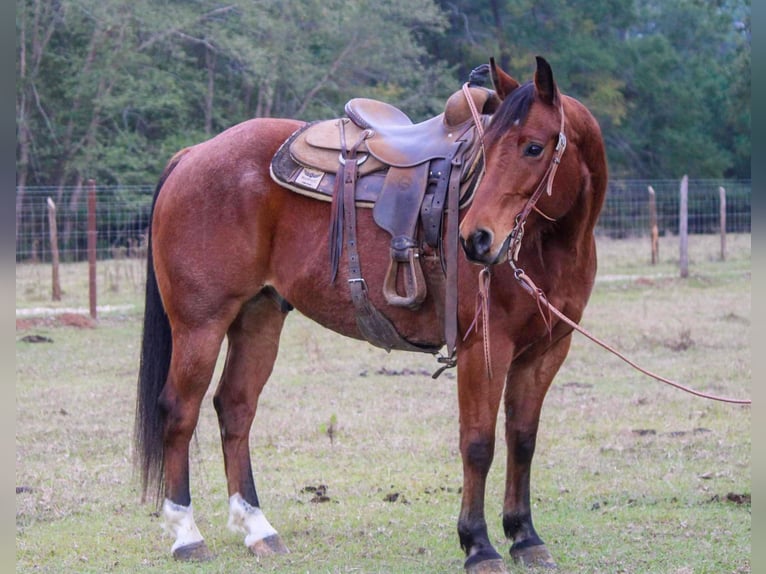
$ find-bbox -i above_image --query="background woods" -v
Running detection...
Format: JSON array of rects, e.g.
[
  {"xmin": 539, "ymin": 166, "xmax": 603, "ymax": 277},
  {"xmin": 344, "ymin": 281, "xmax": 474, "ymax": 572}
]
[{"xmin": 16, "ymin": 0, "xmax": 749, "ymax": 188}]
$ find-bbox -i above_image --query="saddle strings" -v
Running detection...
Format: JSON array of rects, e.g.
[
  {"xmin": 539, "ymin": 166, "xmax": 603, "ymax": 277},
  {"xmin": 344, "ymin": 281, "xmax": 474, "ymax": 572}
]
[{"xmin": 463, "ymin": 266, "xmax": 493, "ymax": 380}]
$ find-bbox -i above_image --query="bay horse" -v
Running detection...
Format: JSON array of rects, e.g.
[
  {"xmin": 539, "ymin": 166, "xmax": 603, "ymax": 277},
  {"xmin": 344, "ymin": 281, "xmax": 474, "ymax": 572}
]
[{"xmin": 134, "ymin": 56, "xmax": 607, "ymax": 573}]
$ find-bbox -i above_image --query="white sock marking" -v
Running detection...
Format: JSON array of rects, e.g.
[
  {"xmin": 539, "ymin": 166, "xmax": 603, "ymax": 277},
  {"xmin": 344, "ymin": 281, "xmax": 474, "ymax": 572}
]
[
  {"xmin": 161, "ymin": 499, "xmax": 205, "ymax": 552},
  {"xmin": 227, "ymin": 493, "xmax": 278, "ymax": 547}
]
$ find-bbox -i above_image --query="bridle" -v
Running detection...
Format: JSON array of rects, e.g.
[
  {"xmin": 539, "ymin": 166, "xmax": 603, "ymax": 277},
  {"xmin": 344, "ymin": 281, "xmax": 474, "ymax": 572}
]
[
  {"xmin": 461, "ymin": 91, "xmax": 567, "ymax": 379},
  {"xmin": 507, "ymin": 108, "xmax": 566, "ymax": 261},
  {"xmin": 461, "ymin": 82, "xmax": 567, "ymax": 263},
  {"xmin": 461, "ymin": 86, "xmax": 750, "ymax": 405}
]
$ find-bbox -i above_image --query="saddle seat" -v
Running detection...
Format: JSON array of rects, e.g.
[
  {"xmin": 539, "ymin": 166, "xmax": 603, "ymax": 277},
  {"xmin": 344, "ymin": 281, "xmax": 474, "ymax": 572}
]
[{"xmin": 344, "ymin": 98, "xmax": 461, "ymax": 167}]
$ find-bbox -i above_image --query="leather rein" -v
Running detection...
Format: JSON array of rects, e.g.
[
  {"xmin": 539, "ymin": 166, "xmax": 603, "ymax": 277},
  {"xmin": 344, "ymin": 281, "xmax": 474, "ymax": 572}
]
[{"xmin": 462, "ymin": 87, "xmax": 751, "ymax": 406}]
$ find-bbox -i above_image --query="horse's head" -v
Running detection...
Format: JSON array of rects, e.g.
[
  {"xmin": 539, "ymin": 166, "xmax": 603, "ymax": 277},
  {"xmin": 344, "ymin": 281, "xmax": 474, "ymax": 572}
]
[{"xmin": 460, "ymin": 56, "xmax": 605, "ymax": 266}]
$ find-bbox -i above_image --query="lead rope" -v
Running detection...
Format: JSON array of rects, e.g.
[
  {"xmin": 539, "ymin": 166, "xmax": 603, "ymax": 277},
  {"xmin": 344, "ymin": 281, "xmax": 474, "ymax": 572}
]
[{"xmin": 509, "ymin": 261, "xmax": 751, "ymax": 405}]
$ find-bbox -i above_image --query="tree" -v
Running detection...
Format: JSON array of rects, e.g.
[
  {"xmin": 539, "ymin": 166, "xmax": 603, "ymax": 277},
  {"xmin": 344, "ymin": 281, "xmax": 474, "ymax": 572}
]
[
  {"xmin": 613, "ymin": 0, "xmax": 750, "ymax": 178},
  {"xmin": 16, "ymin": 0, "xmax": 750, "ymax": 187},
  {"xmin": 431, "ymin": 0, "xmax": 749, "ymax": 179},
  {"xmin": 16, "ymin": 0, "xmax": 454, "ymax": 188}
]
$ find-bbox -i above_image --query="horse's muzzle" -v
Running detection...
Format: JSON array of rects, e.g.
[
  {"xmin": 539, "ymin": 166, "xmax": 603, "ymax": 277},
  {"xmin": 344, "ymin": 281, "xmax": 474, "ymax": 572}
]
[{"xmin": 460, "ymin": 229, "xmax": 510, "ymax": 265}]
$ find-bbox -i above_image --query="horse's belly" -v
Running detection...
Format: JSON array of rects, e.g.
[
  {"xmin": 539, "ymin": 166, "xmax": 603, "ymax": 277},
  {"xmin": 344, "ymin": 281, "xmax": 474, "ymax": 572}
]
[{"xmin": 269, "ymin": 227, "xmax": 447, "ymax": 350}]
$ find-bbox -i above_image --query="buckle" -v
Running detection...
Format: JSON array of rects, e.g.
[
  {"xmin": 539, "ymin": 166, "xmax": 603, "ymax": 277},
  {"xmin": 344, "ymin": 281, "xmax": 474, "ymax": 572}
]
[{"xmin": 431, "ymin": 352, "xmax": 457, "ymax": 379}]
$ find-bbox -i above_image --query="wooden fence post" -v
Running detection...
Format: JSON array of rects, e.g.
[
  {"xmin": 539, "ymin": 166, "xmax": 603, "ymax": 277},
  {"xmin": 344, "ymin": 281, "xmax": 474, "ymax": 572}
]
[
  {"xmin": 87, "ymin": 179, "xmax": 97, "ymax": 319},
  {"xmin": 719, "ymin": 186, "xmax": 727, "ymax": 261},
  {"xmin": 648, "ymin": 185, "xmax": 659, "ymax": 264},
  {"xmin": 679, "ymin": 175, "xmax": 689, "ymax": 278},
  {"xmin": 46, "ymin": 197, "xmax": 61, "ymax": 301}
]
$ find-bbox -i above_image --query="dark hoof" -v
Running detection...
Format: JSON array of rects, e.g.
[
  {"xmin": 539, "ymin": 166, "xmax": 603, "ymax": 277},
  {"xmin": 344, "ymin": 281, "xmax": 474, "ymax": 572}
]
[
  {"xmin": 248, "ymin": 533, "xmax": 290, "ymax": 557},
  {"xmin": 510, "ymin": 543, "xmax": 557, "ymax": 569},
  {"xmin": 465, "ymin": 558, "xmax": 509, "ymax": 574},
  {"xmin": 172, "ymin": 540, "xmax": 214, "ymax": 562}
]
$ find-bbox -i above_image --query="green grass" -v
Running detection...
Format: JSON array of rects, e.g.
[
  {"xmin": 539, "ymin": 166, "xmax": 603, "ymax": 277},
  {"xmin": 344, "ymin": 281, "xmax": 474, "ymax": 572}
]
[{"xmin": 16, "ymin": 234, "xmax": 750, "ymax": 573}]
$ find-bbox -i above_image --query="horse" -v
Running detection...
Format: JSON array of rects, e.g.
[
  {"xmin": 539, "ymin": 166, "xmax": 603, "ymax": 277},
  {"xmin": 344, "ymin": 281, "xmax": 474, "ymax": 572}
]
[{"xmin": 134, "ymin": 55, "xmax": 607, "ymax": 573}]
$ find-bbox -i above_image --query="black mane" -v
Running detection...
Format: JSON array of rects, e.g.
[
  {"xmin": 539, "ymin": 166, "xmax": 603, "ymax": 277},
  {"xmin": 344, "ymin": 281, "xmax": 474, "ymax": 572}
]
[{"xmin": 485, "ymin": 81, "xmax": 535, "ymax": 142}]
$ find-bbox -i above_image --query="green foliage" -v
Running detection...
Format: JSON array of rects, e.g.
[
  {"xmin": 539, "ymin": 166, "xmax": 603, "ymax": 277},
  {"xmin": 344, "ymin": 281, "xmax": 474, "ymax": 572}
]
[
  {"xmin": 16, "ymin": 0, "xmax": 750, "ymax": 187},
  {"xmin": 433, "ymin": 0, "xmax": 749, "ymax": 179}
]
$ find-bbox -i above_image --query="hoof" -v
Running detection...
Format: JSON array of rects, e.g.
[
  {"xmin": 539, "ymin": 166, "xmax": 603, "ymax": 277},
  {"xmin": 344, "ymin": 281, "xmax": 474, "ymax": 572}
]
[
  {"xmin": 465, "ymin": 558, "xmax": 509, "ymax": 574},
  {"xmin": 248, "ymin": 533, "xmax": 290, "ymax": 557},
  {"xmin": 172, "ymin": 540, "xmax": 214, "ymax": 562},
  {"xmin": 510, "ymin": 543, "xmax": 557, "ymax": 569}
]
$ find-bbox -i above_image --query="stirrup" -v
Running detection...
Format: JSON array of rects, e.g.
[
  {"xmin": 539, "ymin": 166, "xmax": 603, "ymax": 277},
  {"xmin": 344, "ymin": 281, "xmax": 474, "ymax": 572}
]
[{"xmin": 382, "ymin": 243, "xmax": 426, "ymax": 309}]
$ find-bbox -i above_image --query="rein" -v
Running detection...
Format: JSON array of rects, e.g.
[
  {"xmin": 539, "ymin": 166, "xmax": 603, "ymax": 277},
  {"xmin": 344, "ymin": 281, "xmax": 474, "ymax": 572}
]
[{"xmin": 509, "ymin": 260, "xmax": 751, "ymax": 405}]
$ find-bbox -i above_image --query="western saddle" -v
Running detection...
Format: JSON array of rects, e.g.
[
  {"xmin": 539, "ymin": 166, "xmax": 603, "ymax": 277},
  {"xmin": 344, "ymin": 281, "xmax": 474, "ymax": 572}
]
[{"xmin": 270, "ymin": 85, "xmax": 496, "ymax": 363}]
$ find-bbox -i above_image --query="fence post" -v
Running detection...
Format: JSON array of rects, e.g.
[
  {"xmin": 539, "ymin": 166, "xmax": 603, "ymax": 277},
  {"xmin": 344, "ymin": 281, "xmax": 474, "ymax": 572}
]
[
  {"xmin": 46, "ymin": 197, "xmax": 61, "ymax": 301},
  {"xmin": 87, "ymin": 179, "xmax": 97, "ymax": 319},
  {"xmin": 679, "ymin": 175, "xmax": 689, "ymax": 278},
  {"xmin": 648, "ymin": 185, "xmax": 659, "ymax": 264},
  {"xmin": 719, "ymin": 186, "xmax": 727, "ymax": 261}
]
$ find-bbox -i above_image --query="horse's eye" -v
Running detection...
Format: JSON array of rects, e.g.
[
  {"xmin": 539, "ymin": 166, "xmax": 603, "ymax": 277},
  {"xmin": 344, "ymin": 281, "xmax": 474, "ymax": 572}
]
[{"xmin": 524, "ymin": 143, "xmax": 544, "ymax": 157}]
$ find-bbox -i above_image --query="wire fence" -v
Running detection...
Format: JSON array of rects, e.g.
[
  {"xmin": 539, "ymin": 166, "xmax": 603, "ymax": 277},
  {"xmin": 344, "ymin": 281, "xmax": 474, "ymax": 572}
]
[
  {"xmin": 598, "ymin": 179, "xmax": 750, "ymax": 239},
  {"xmin": 15, "ymin": 179, "xmax": 751, "ymax": 263}
]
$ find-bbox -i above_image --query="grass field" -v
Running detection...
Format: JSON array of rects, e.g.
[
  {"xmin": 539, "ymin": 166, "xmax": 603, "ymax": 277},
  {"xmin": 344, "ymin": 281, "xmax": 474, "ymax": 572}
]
[{"xmin": 16, "ymin": 234, "xmax": 750, "ymax": 573}]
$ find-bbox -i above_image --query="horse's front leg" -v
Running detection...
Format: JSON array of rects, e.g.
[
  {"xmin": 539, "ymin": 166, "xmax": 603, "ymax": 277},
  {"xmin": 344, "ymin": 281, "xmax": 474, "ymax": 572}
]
[
  {"xmin": 503, "ymin": 333, "xmax": 572, "ymax": 568},
  {"xmin": 456, "ymin": 338, "xmax": 514, "ymax": 574}
]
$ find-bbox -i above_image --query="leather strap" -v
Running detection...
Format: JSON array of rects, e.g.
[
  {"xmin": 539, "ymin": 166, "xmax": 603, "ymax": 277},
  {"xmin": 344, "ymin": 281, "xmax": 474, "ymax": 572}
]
[
  {"xmin": 444, "ymin": 149, "xmax": 462, "ymax": 360},
  {"xmin": 336, "ymin": 125, "xmax": 438, "ymax": 354},
  {"xmin": 431, "ymin": 142, "xmax": 464, "ymax": 377}
]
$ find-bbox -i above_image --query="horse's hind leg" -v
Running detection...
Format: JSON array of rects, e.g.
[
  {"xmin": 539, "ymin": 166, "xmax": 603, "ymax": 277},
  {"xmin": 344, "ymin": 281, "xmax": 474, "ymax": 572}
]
[
  {"xmin": 502, "ymin": 334, "xmax": 572, "ymax": 569},
  {"xmin": 213, "ymin": 288, "xmax": 291, "ymax": 557},
  {"xmin": 160, "ymin": 322, "xmax": 229, "ymax": 561}
]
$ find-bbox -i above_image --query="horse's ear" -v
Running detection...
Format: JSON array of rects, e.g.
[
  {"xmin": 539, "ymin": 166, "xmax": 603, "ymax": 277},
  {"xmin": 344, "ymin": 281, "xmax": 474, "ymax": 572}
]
[
  {"xmin": 534, "ymin": 56, "xmax": 559, "ymax": 106},
  {"xmin": 489, "ymin": 57, "xmax": 520, "ymax": 101}
]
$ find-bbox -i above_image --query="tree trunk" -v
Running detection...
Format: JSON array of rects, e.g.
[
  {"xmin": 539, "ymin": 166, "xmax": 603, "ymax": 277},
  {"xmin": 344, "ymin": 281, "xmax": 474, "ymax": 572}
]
[{"xmin": 490, "ymin": 0, "xmax": 511, "ymax": 71}]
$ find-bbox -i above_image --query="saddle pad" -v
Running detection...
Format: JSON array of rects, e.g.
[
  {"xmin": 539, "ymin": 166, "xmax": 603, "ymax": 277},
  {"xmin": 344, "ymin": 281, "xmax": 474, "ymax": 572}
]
[
  {"xmin": 270, "ymin": 123, "xmax": 384, "ymax": 207},
  {"xmin": 290, "ymin": 119, "xmax": 386, "ymax": 176}
]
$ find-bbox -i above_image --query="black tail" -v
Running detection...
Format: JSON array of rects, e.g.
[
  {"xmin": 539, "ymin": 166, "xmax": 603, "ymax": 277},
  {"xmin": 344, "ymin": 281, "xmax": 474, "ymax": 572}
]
[{"xmin": 133, "ymin": 153, "xmax": 185, "ymax": 505}]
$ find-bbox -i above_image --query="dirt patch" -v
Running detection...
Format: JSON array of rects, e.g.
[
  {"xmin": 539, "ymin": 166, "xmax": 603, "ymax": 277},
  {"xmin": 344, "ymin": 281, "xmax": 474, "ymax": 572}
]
[
  {"xmin": 707, "ymin": 493, "xmax": 751, "ymax": 506},
  {"xmin": 16, "ymin": 313, "xmax": 96, "ymax": 331},
  {"xmin": 302, "ymin": 484, "xmax": 333, "ymax": 503},
  {"xmin": 383, "ymin": 492, "xmax": 410, "ymax": 504}
]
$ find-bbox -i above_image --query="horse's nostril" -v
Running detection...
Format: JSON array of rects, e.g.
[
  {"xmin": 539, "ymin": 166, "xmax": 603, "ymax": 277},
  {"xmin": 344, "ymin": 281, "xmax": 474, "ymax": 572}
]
[{"xmin": 472, "ymin": 229, "xmax": 493, "ymax": 256}]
